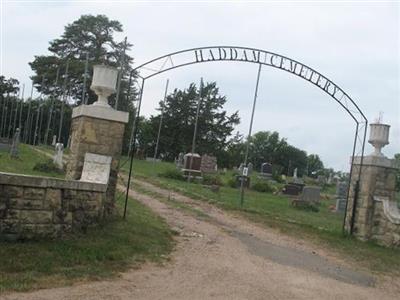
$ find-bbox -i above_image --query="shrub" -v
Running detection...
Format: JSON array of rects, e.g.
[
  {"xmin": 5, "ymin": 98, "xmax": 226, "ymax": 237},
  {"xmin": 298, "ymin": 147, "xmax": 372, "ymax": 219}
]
[
  {"xmin": 251, "ymin": 181, "xmax": 274, "ymax": 193},
  {"xmin": 158, "ymin": 168, "xmax": 184, "ymax": 181},
  {"xmin": 227, "ymin": 177, "xmax": 237, "ymax": 188},
  {"xmin": 202, "ymin": 174, "xmax": 223, "ymax": 186},
  {"xmin": 33, "ymin": 159, "xmax": 64, "ymax": 174}
]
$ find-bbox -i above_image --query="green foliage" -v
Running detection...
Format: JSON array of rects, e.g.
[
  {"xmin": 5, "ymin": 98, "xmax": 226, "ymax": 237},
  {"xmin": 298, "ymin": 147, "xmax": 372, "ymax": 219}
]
[
  {"xmin": 0, "ymin": 76, "xmax": 19, "ymax": 95},
  {"xmin": 29, "ymin": 14, "xmax": 136, "ymax": 110},
  {"xmin": 202, "ymin": 174, "xmax": 223, "ymax": 186},
  {"xmin": 227, "ymin": 177, "xmax": 237, "ymax": 188},
  {"xmin": 244, "ymin": 130, "xmax": 310, "ymax": 176},
  {"xmin": 158, "ymin": 168, "xmax": 185, "ymax": 181},
  {"xmin": 307, "ymin": 154, "xmax": 324, "ymax": 177},
  {"xmin": 137, "ymin": 81, "xmax": 240, "ymax": 162},
  {"xmin": 251, "ymin": 180, "xmax": 275, "ymax": 193},
  {"xmin": 0, "ymin": 144, "xmax": 64, "ymax": 178},
  {"xmin": 32, "ymin": 159, "xmax": 64, "ymax": 174},
  {"xmin": 293, "ymin": 201, "xmax": 320, "ymax": 212}
]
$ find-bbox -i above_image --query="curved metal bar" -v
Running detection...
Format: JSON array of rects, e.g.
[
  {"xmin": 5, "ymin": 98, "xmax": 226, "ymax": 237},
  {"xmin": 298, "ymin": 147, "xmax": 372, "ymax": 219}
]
[
  {"xmin": 131, "ymin": 46, "xmax": 367, "ymax": 125},
  {"xmin": 127, "ymin": 46, "xmax": 368, "ymax": 234}
]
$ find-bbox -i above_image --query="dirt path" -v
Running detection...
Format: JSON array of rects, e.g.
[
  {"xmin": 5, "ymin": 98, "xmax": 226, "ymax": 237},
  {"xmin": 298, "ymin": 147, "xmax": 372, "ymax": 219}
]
[{"xmin": 3, "ymin": 179, "xmax": 400, "ymax": 300}]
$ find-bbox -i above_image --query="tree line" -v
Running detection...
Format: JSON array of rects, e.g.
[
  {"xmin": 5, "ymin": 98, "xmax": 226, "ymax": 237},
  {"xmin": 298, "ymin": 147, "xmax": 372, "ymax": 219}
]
[{"xmin": 135, "ymin": 80, "xmax": 327, "ymax": 177}]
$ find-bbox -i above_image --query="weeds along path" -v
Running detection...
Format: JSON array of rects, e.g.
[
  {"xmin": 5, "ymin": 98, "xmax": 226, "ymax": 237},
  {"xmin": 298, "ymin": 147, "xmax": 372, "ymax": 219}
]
[{"xmin": 4, "ymin": 178, "xmax": 399, "ymax": 300}]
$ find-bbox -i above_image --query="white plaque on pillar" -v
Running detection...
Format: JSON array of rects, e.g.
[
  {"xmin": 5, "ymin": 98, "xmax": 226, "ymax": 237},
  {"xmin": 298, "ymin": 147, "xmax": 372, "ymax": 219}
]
[{"xmin": 80, "ymin": 153, "xmax": 112, "ymax": 184}]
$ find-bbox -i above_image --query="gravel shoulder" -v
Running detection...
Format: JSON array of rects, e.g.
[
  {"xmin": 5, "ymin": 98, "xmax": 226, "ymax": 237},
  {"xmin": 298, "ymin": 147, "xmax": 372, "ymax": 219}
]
[{"xmin": 3, "ymin": 179, "xmax": 400, "ymax": 300}]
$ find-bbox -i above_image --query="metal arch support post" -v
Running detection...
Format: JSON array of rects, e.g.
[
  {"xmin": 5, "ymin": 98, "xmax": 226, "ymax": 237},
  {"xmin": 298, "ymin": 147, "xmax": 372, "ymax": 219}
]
[
  {"xmin": 188, "ymin": 78, "xmax": 203, "ymax": 183},
  {"xmin": 342, "ymin": 122, "xmax": 359, "ymax": 234},
  {"xmin": 153, "ymin": 78, "xmax": 169, "ymax": 173},
  {"xmin": 45, "ymin": 67, "xmax": 60, "ymax": 145},
  {"xmin": 124, "ymin": 77, "xmax": 145, "ymax": 219},
  {"xmin": 240, "ymin": 63, "xmax": 262, "ymax": 207}
]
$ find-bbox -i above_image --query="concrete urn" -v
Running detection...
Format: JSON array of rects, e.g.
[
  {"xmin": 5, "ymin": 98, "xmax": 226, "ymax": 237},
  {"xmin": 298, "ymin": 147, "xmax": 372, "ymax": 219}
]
[
  {"xmin": 368, "ymin": 123, "xmax": 390, "ymax": 157},
  {"xmin": 90, "ymin": 65, "xmax": 118, "ymax": 107}
]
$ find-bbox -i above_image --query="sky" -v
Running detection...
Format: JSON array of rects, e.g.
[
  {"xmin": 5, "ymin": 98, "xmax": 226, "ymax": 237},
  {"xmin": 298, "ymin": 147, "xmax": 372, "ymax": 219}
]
[{"xmin": 1, "ymin": 0, "xmax": 399, "ymax": 171}]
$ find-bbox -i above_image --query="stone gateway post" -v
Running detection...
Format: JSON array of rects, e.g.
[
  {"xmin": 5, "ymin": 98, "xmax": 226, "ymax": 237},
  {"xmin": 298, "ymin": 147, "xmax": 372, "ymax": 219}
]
[
  {"xmin": 345, "ymin": 122, "xmax": 400, "ymax": 247},
  {"xmin": 66, "ymin": 65, "xmax": 129, "ymax": 215}
]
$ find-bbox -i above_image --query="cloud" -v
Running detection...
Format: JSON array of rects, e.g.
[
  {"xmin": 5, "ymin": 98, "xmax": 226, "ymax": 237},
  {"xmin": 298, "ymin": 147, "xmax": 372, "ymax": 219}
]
[{"xmin": 1, "ymin": 1, "xmax": 399, "ymax": 170}]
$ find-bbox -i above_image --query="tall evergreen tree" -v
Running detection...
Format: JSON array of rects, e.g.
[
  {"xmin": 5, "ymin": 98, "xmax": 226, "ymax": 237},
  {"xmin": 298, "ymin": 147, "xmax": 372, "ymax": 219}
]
[
  {"xmin": 138, "ymin": 82, "xmax": 240, "ymax": 162},
  {"xmin": 29, "ymin": 14, "xmax": 135, "ymax": 110}
]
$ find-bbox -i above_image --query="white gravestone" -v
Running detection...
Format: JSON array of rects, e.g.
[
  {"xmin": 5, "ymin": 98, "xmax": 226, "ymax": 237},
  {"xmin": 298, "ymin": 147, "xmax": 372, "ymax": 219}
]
[
  {"xmin": 10, "ymin": 128, "xmax": 20, "ymax": 158},
  {"xmin": 53, "ymin": 142, "xmax": 64, "ymax": 169},
  {"xmin": 51, "ymin": 135, "xmax": 57, "ymax": 146},
  {"xmin": 80, "ymin": 153, "xmax": 112, "ymax": 184}
]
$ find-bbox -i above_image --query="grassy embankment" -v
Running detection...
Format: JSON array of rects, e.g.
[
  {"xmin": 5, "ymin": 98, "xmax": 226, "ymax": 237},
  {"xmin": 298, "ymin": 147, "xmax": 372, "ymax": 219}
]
[
  {"xmin": 120, "ymin": 156, "xmax": 400, "ymax": 275},
  {"xmin": 0, "ymin": 145, "xmax": 174, "ymax": 293}
]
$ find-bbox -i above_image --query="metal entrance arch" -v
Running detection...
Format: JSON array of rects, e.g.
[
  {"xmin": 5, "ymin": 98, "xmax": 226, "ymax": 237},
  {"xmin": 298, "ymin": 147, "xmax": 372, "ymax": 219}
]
[{"xmin": 124, "ymin": 46, "xmax": 368, "ymax": 235}]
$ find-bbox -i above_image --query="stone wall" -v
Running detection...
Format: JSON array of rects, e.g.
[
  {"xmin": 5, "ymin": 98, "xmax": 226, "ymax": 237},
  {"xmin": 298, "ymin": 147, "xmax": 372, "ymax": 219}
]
[
  {"xmin": 345, "ymin": 155, "xmax": 400, "ymax": 247},
  {"xmin": 0, "ymin": 172, "xmax": 107, "ymax": 240},
  {"xmin": 66, "ymin": 107, "xmax": 127, "ymax": 214}
]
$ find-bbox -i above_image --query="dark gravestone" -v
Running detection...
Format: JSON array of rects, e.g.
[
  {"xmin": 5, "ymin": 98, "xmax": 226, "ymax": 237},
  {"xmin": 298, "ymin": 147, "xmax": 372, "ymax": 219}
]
[
  {"xmin": 282, "ymin": 184, "xmax": 303, "ymax": 196},
  {"xmin": 261, "ymin": 162, "xmax": 272, "ymax": 174},
  {"xmin": 184, "ymin": 153, "xmax": 201, "ymax": 170},
  {"xmin": 0, "ymin": 138, "xmax": 11, "ymax": 152},
  {"xmin": 259, "ymin": 162, "xmax": 272, "ymax": 179},
  {"xmin": 335, "ymin": 182, "xmax": 348, "ymax": 212}
]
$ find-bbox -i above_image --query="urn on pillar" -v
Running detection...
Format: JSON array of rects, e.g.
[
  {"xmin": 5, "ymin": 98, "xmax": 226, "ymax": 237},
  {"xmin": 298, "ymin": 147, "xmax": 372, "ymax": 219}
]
[
  {"xmin": 368, "ymin": 122, "xmax": 390, "ymax": 157},
  {"xmin": 66, "ymin": 64, "xmax": 128, "ymax": 215},
  {"xmin": 90, "ymin": 65, "xmax": 119, "ymax": 107}
]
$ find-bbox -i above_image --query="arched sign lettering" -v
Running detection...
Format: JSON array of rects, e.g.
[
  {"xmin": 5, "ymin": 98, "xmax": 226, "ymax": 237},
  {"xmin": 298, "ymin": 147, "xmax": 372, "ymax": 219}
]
[{"xmin": 126, "ymin": 46, "xmax": 368, "ymax": 234}]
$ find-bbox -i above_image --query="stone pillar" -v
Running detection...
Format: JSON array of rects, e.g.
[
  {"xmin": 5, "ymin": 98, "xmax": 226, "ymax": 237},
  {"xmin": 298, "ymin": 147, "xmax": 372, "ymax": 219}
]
[
  {"xmin": 345, "ymin": 121, "xmax": 400, "ymax": 246},
  {"xmin": 66, "ymin": 105, "xmax": 128, "ymax": 214},
  {"xmin": 345, "ymin": 156, "xmax": 398, "ymax": 240}
]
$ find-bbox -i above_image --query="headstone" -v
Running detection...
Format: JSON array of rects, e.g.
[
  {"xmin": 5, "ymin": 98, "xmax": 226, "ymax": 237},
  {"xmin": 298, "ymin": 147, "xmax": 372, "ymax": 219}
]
[
  {"xmin": 260, "ymin": 162, "xmax": 272, "ymax": 179},
  {"xmin": 335, "ymin": 182, "xmax": 348, "ymax": 212},
  {"xmin": 292, "ymin": 167, "xmax": 304, "ymax": 184},
  {"xmin": 282, "ymin": 183, "xmax": 303, "ymax": 196},
  {"xmin": 299, "ymin": 186, "xmax": 321, "ymax": 204},
  {"xmin": 261, "ymin": 162, "xmax": 272, "ymax": 174},
  {"xmin": 53, "ymin": 142, "xmax": 64, "ymax": 169},
  {"xmin": 51, "ymin": 135, "xmax": 57, "ymax": 146},
  {"xmin": 317, "ymin": 175, "xmax": 327, "ymax": 185},
  {"xmin": 183, "ymin": 153, "xmax": 201, "ymax": 170},
  {"xmin": 327, "ymin": 173, "xmax": 333, "ymax": 184},
  {"xmin": 10, "ymin": 128, "xmax": 20, "ymax": 158},
  {"xmin": 80, "ymin": 153, "xmax": 112, "ymax": 184},
  {"xmin": 183, "ymin": 153, "xmax": 202, "ymax": 177},
  {"xmin": 0, "ymin": 137, "xmax": 10, "ymax": 152},
  {"xmin": 200, "ymin": 154, "xmax": 217, "ymax": 173},
  {"xmin": 176, "ymin": 152, "xmax": 184, "ymax": 168},
  {"xmin": 247, "ymin": 162, "xmax": 253, "ymax": 175}
]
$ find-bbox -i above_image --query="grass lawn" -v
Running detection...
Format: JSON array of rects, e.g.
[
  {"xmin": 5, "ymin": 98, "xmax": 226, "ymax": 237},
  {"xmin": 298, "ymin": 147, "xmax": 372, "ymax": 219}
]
[
  {"xmin": 0, "ymin": 193, "xmax": 174, "ymax": 293},
  {"xmin": 121, "ymin": 158, "xmax": 400, "ymax": 275},
  {"xmin": 0, "ymin": 146, "xmax": 174, "ymax": 293},
  {"xmin": 0, "ymin": 144, "xmax": 64, "ymax": 178}
]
